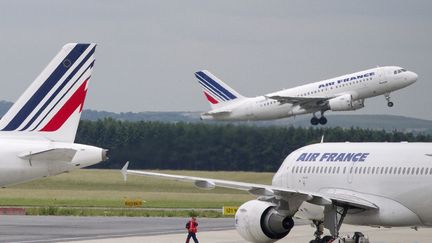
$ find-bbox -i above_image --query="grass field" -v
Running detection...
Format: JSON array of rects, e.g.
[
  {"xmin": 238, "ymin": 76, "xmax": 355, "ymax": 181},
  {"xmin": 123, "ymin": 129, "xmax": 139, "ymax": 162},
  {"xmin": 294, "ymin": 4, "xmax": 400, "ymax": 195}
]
[{"xmin": 0, "ymin": 169, "xmax": 274, "ymax": 216}]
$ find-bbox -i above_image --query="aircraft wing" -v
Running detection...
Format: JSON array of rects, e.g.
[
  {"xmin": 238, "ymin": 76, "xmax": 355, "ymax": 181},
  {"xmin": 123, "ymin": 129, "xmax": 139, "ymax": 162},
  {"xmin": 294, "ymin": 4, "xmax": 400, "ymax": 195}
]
[
  {"xmin": 268, "ymin": 95, "xmax": 329, "ymax": 108},
  {"xmin": 19, "ymin": 148, "xmax": 77, "ymax": 162},
  {"xmin": 121, "ymin": 162, "xmax": 377, "ymax": 210}
]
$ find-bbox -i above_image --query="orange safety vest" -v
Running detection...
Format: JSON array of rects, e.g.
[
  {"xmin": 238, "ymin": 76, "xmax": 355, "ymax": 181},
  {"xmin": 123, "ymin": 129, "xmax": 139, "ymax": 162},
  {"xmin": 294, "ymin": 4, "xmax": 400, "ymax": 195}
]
[{"xmin": 188, "ymin": 220, "xmax": 197, "ymax": 233}]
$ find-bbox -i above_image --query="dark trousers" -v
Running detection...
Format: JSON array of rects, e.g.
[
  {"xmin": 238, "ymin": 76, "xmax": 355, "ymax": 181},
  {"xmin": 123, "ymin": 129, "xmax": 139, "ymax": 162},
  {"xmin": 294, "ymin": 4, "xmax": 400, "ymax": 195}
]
[{"xmin": 186, "ymin": 232, "xmax": 199, "ymax": 243}]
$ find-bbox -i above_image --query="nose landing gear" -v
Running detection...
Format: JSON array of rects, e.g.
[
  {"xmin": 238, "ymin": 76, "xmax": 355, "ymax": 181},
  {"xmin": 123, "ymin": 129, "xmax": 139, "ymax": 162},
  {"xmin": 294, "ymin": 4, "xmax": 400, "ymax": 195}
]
[{"xmin": 385, "ymin": 93, "xmax": 394, "ymax": 107}]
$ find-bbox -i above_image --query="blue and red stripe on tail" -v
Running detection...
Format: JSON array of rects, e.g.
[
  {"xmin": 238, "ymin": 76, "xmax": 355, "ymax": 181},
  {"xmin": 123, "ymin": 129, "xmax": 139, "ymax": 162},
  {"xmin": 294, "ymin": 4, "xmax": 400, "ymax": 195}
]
[
  {"xmin": 0, "ymin": 43, "xmax": 97, "ymax": 143},
  {"xmin": 194, "ymin": 70, "xmax": 244, "ymax": 109}
]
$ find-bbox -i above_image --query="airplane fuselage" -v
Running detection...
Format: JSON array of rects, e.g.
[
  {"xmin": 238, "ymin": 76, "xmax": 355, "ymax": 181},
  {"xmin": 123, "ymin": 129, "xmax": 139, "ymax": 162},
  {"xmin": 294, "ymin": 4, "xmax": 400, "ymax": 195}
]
[
  {"xmin": 272, "ymin": 142, "xmax": 432, "ymax": 227},
  {"xmin": 0, "ymin": 136, "xmax": 105, "ymax": 187},
  {"xmin": 202, "ymin": 66, "xmax": 417, "ymax": 121}
]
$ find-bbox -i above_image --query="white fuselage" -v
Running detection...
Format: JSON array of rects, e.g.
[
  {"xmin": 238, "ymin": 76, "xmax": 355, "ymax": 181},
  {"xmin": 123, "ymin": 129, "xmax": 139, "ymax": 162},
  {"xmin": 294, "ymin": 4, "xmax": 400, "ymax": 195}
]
[
  {"xmin": 271, "ymin": 142, "xmax": 432, "ymax": 227},
  {"xmin": 203, "ymin": 66, "xmax": 417, "ymax": 121},
  {"xmin": 0, "ymin": 136, "xmax": 105, "ymax": 187}
]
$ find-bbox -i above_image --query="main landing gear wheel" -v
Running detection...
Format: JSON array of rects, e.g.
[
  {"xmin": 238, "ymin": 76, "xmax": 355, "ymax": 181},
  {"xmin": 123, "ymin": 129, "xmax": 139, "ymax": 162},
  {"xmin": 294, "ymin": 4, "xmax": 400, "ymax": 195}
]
[
  {"xmin": 310, "ymin": 112, "xmax": 328, "ymax": 126},
  {"xmin": 319, "ymin": 116, "xmax": 327, "ymax": 125},
  {"xmin": 311, "ymin": 117, "xmax": 319, "ymax": 125}
]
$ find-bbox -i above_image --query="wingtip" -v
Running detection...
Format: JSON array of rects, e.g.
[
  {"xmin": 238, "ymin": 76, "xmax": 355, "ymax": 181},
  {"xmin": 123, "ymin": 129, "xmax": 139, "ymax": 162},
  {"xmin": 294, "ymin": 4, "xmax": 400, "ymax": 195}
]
[{"xmin": 121, "ymin": 161, "xmax": 129, "ymax": 182}]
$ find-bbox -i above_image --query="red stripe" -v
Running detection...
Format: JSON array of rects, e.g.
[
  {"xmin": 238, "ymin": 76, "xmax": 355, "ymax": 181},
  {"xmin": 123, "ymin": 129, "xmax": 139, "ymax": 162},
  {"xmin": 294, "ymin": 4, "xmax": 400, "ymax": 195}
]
[
  {"xmin": 40, "ymin": 80, "xmax": 89, "ymax": 132},
  {"xmin": 204, "ymin": 92, "xmax": 218, "ymax": 104}
]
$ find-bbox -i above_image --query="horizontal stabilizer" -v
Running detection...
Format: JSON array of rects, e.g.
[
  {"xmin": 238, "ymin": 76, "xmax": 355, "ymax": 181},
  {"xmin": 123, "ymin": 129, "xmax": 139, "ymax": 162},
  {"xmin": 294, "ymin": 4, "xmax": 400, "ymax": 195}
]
[
  {"xmin": 19, "ymin": 148, "xmax": 77, "ymax": 162},
  {"xmin": 204, "ymin": 110, "xmax": 232, "ymax": 116}
]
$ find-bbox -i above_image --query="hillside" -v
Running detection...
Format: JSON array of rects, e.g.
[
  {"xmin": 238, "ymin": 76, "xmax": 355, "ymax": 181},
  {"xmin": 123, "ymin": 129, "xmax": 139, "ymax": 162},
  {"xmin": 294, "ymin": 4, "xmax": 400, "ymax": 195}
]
[{"xmin": 0, "ymin": 100, "xmax": 431, "ymax": 133}]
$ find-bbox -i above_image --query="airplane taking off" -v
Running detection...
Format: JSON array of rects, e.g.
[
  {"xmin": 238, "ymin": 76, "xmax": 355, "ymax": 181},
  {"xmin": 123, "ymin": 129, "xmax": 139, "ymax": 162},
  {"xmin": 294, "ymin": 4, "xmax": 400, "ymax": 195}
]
[
  {"xmin": 123, "ymin": 141, "xmax": 432, "ymax": 243},
  {"xmin": 195, "ymin": 67, "xmax": 418, "ymax": 125},
  {"xmin": 0, "ymin": 43, "xmax": 107, "ymax": 187}
]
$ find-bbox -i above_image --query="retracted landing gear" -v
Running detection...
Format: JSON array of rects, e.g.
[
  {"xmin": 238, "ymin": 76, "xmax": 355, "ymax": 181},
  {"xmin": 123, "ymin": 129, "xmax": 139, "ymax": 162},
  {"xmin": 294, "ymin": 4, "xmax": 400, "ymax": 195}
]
[
  {"xmin": 385, "ymin": 93, "xmax": 394, "ymax": 107},
  {"xmin": 310, "ymin": 111, "xmax": 327, "ymax": 126}
]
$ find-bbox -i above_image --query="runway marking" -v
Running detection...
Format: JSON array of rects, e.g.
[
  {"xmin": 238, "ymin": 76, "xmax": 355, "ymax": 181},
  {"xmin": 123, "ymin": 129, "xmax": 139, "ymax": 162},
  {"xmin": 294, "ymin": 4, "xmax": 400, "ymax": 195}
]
[{"xmin": 10, "ymin": 227, "xmax": 234, "ymax": 243}]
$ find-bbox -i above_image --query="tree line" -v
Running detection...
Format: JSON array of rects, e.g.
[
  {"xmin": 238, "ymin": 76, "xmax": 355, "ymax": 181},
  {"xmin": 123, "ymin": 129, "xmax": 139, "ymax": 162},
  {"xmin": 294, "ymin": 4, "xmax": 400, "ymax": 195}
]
[{"xmin": 75, "ymin": 118, "xmax": 432, "ymax": 172}]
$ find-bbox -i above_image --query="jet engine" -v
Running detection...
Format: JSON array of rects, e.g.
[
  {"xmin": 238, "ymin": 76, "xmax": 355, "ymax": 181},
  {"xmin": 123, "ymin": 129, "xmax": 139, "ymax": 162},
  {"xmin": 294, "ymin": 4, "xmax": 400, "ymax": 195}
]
[
  {"xmin": 235, "ymin": 200, "xmax": 294, "ymax": 243},
  {"xmin": 328, "ymin": 94, "xmax": 364, "ymax": 111}
]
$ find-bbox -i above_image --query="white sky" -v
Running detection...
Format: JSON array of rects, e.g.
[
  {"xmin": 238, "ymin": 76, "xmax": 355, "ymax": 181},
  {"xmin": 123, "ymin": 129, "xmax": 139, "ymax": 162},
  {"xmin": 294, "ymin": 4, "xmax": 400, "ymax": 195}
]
[{"xmin": 0, "ymin": 0, "xmax": 431, "ymax": 119}]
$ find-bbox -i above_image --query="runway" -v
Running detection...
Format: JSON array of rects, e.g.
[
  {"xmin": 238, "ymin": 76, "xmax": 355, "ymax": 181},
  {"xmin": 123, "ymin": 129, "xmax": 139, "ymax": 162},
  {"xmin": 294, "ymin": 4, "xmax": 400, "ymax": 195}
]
[
  {"xmin": 0, "ymin": 216, "xmax": 232, "ymax": 243},
  {"xmin": 2, "ymin": 215, "xmax": 432, "ymax": 243}
]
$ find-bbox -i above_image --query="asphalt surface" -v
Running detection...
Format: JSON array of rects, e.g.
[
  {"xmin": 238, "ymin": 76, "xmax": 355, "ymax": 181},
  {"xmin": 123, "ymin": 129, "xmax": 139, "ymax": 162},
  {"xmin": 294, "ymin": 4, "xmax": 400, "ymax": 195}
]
[
  {"xmin": 3, "ymin": 215, "xmax": 432, "ymax": 243},
  {"xmin": 0, "ymin": 216, "xmax": 234, "ymax": 243}
]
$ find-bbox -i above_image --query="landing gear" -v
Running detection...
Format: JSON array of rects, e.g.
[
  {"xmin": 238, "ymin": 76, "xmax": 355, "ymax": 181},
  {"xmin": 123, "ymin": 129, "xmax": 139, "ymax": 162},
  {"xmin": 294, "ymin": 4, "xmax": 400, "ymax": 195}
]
[
  {"xmin": 310, "ymin": 116, "xmax": 319, "ymax": 125},
  {"xmin": 310, "ymin": 112, "xmax": 327, "ymax": 126},
  {"xmin": 319, "ymin": 116, "xmax": 327, "ymax": 125},
  {"xmin": 309, "ymin": 204, "xmax": 368, "ymax": 243},
  {"xmin": 384, "ymin": 93, "xmax": 394, "ymax": 107}
]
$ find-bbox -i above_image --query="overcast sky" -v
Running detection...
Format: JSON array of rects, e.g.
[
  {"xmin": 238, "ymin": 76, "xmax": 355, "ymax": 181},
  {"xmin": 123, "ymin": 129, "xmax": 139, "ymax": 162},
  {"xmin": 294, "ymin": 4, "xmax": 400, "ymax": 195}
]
[{"xmin": 0, "ymin": 1, "xmax": 431, "ymax": 120}]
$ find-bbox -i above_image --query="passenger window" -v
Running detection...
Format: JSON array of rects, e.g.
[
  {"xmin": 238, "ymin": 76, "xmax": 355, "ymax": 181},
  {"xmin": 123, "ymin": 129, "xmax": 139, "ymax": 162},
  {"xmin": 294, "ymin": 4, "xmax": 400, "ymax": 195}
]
[
  {"xmin": 324, "ymin": 167, "xmax": 328, "ymax": 173},
  {"xmin": 389, "ymin": 167, "xmax": 393, "ymax": 174},
  {"xmin": 402, "ymin": 168, "xmax": 406, "ymax": 175},
  {"xmin": 385, "ymin": 167, "xmax": 388, "ymax": 174},
  {"xmin": 367, "ymin": 167, "xmax": 371, "ymax": 174},
  {"xmin": 416, "ymin": 168, "xmax": 420, "ymax": 175},
  {"xmin": 398, "ymin": 167, "xmax": 402, "ymax": 174},
  {"xmin": 343, "ymin": 167, "xmax": 346, "ymax": 174},
  {"xmin": 354, "ymin": 167, "xmax": 358, "ymax": 174},
  {"xmin": 350, "ymin": 167, "xmax": 353, "ymax": 174},
  {"xmin": 406, "ymin": 168, "xmax": 410, "ymax": 174},
  {"xmin": 372, "ymin": 167, "xmax": 375, "ymax": 174},
  {"xmin": 337, "ymin": 167, "xmax": 340, "ymax": 174},
  {"xmin": 380, "ymin": 167, "xmax": 384, "ymax": 174},
  {"xmin": 421, "ymin": 168, "xmax": 424, "ymax": 175},
  {"xmin": 425, "ymin": 168, "xmax": 429, "ymax": 175},
  {"xmin": 332, "ymin": 167, "xmax": 336, "ymax": 174}
]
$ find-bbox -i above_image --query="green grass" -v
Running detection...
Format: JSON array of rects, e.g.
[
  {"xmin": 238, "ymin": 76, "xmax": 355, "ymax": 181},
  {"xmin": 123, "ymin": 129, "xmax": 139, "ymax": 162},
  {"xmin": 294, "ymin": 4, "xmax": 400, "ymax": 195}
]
[{"xmin": 0, "ymin": 169, "xmax": 274, "ymax": 211}]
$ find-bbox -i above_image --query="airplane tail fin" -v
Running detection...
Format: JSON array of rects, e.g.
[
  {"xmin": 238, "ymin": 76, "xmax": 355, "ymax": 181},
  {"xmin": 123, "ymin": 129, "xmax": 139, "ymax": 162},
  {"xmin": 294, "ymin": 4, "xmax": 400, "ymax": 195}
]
[
  {"xmin": 0, "ymin": 43, "xmax": 96, "ymax": 143},
  {"xmin": 194, "ymin": 70, "xmax": 245, "ymax": 109}
]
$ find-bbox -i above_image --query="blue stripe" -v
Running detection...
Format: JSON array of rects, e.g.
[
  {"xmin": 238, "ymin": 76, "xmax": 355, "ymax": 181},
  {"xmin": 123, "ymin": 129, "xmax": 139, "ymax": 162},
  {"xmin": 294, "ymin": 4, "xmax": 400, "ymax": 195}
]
[
  {"xmin": 2, "ymin": 44, "xmax": 90, "ymax": 131},
  {"xmin": 20, "ymin": 46, "xmax": 95, "ymax": 131},
  {"xmin": 195, "ymin": 73, "xmax": 229, "ymax": 101},
  {"xmin": 31, "ymin": 60, "xmax": 95, "ymax": 131},
  {"xmin": 198, "ymin": 80, "xmax": 227, "ymax": 101},
  {"xmin": 196, "ymin": 71, "xmax": 237, "ymax": 100}
]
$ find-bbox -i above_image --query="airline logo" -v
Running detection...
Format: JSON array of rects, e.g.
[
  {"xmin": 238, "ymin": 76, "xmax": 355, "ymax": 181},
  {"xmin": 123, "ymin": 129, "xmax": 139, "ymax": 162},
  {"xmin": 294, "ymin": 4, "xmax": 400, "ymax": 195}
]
[
  {"xmin": 318, "ymin": 72, "xmax": 375, "ymax": 89},
  {"xmin": 195, "ymin": 71, "xmax": 237, "ymax": 104},
  {"xmin": 296, "ymin": 152, "xmax": 369, "ymax": 162},
  {"xmin": 1, "ymin": 43, "xmax": 95, "ymax": 132}
]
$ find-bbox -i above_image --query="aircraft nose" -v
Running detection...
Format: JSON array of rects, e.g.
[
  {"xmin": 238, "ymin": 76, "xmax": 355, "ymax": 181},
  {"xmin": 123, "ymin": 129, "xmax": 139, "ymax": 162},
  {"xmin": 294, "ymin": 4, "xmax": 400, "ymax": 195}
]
[{"xmin": 407, "ymin": 71, "xmax": 418, "ymax": 83}]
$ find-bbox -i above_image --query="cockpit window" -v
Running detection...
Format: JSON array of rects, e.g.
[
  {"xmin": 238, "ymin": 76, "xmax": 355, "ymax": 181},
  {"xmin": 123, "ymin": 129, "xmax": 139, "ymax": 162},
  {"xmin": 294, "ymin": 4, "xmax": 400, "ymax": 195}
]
[{"xmin": 394, "ymin": 69, "xmax": 407, "ymax": 75}]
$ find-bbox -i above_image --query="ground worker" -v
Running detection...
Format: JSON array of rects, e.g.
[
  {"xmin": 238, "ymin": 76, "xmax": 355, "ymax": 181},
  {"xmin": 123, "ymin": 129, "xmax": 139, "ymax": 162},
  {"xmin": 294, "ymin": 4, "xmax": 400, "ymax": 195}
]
[{"xmin": 185, "ymin": 216, "xmax": 199, "ymax": 243}]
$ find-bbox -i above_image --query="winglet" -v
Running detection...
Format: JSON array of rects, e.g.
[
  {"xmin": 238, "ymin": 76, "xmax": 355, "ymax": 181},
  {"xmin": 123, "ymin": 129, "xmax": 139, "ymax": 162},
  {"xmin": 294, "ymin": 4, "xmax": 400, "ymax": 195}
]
[{"xmin": 121, "ymin": 161, "xmax": 129, "ymax": 182}]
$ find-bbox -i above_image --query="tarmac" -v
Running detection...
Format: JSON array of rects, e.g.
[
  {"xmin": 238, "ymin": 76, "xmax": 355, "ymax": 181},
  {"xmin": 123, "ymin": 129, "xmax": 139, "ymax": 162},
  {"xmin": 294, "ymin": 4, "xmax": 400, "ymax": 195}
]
[
  {"xmin": 2, "ymin": 215, "xmax": 432, "ymax": 243},
  {"xmin": 66, "ymin": 225, "xmax": 432, "ymax": 243}
]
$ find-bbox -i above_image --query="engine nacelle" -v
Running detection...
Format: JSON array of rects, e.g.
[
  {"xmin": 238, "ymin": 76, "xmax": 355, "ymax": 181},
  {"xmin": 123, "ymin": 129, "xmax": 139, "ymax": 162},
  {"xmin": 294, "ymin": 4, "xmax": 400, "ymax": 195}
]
[
  {"xmin": 235, "ymin": 200, "xmax": 294, "ymax": 243},
  {"xmin": 328, "ymin": 94, "xmax": 364, "ymax": 111}
]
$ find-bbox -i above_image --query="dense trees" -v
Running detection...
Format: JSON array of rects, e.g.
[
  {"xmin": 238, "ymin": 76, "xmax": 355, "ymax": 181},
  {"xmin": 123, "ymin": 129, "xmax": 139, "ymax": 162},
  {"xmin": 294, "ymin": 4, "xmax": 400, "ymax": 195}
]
[{"xmin": 76, "ymin": 119, "xmax": 432, "ymax": 172}]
